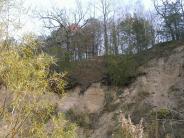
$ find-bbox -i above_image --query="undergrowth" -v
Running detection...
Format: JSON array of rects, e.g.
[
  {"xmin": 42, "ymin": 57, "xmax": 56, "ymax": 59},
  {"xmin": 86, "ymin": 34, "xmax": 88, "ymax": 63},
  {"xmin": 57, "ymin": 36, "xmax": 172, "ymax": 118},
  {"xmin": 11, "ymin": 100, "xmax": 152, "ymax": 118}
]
[
  {"xmin": 0, "ymin": 35, "xmax": 77, "ymax": 137},
  {"xmin": 106, "ymin": 54, "xmax": 138, "ymax": 86}
]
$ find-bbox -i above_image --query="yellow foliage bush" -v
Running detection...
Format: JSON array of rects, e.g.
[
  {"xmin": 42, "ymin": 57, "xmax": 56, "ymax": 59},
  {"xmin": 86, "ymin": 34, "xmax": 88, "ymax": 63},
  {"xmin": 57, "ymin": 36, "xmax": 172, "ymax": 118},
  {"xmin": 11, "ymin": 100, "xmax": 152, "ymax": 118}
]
[{"xmin": 0, "ymin": 37, "xmax": 77, "ymax": 138}]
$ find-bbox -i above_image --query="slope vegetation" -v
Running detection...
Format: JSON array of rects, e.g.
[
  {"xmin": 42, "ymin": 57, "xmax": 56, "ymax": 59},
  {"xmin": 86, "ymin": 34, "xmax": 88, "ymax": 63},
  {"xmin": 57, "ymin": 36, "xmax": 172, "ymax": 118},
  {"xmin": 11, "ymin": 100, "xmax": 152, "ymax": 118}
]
[{"xmin": 60, "ymin": 41, "xmax": 184, "ymax": 138}]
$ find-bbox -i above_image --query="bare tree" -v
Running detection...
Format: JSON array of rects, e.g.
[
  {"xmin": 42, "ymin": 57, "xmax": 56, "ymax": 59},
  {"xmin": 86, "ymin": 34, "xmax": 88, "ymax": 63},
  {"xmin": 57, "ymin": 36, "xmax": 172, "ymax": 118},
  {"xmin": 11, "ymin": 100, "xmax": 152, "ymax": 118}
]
[
  {"xmin": 99, "ymin": 0, "xmax": 111, "ymax": 55},
  {"xmin": 0, "ymin": 0, "xmax": 23, "ymax": 46},
  {"xmin": 39, "ymin": 0, "xmax": 89, "ymax": 61},
  {"xmin": 154, "ymin": 0, "xmax": 184, "ymax": 41}
]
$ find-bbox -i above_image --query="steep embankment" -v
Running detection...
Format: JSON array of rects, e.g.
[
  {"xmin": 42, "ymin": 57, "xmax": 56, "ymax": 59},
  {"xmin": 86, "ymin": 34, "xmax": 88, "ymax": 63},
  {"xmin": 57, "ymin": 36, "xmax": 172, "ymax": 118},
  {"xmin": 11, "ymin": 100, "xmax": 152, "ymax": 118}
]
[
  {"xmin": 58, "ymin": 83, "xmax": 105, "ymax": 113},
  {"xmin": 58, "ymin": 42, "xmax": 184, "ymax": 138},
  {"xmin": 2, "ymin": 42, "xmax": 183, "ymax": 137}
]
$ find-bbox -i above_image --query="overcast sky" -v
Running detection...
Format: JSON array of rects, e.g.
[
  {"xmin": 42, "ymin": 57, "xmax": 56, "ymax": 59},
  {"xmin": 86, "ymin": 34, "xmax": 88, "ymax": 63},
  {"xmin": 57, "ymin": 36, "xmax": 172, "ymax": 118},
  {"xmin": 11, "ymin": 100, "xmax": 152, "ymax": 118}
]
[
  {"xmin": 13, "ymin": 0, "xmax": 154, "ymax": 38},
  {"xmin": 24, "ymin": 0, "xmax": 153, "ymax": 10}
]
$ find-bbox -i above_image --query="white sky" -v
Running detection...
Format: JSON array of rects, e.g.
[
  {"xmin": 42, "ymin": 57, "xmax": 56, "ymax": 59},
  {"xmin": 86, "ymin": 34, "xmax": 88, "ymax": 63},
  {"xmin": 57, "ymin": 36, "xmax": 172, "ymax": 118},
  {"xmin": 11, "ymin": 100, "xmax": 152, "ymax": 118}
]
[{"xmin": 13, "ymin": 0, "xmax": 154, "ymax": 38}]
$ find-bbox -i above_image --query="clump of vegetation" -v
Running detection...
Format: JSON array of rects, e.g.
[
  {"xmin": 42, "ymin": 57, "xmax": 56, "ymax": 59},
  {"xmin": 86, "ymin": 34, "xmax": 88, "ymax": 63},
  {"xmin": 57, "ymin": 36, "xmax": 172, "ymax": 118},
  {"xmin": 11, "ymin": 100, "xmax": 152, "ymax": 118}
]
[
  {"xmin": 0, "ymin": 35, "xmax": 77, "ymax": 137},
  {"xmin": 137, "ymin": 91, "xmax": 150, "ymax": 99},
  {"xmin": 65, "ymin": 108, "xmax": 91, "ymax": 128},
  {"xmin": 113, "ymin": 113, "xmax": 144, "ymax": 138},
  {"xmin": 103, "ymin": 89, "xmax": 120, "ymax": 112},
  {"xmin": 48, "ymin": 72, "xmax": 65, "ymax": 95},
  {"xmin": 151, "ymin": 108, "xmax": 172, "ymax": 119},
  {"xmin": 106, "ymin": 54, "xmax": 138, "ymax": 86},
  {"xmin": 157, "ymin": 109, "xmax": 171, "ymax": 119}
]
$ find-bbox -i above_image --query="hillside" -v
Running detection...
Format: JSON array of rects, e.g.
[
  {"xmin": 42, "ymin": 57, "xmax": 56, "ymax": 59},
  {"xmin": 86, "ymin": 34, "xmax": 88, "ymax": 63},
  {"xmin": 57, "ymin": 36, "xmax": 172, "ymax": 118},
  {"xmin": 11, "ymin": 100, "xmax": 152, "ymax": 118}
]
[
  {"xmin": 57, "ymin": 41, "xmax": 184, "ymax": 138},
  {"xmin": 1, "ymin": 41, "xmax": 184, "ymax": 137},
  {"xmin": 2, "ymin": 0, "xmax": 184, "ymax": 137},
  {"xmin": 65, "ymin": 41, "xmax": 184, "ymax": 88}
]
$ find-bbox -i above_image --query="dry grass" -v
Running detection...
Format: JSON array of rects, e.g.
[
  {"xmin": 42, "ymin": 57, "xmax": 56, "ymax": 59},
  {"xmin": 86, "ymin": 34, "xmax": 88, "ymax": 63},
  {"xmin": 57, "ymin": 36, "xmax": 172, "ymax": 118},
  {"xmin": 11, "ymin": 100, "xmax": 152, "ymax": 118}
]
[{"xmin": 113, "ymin": 113, "xmax": 144, "ymax": 138}]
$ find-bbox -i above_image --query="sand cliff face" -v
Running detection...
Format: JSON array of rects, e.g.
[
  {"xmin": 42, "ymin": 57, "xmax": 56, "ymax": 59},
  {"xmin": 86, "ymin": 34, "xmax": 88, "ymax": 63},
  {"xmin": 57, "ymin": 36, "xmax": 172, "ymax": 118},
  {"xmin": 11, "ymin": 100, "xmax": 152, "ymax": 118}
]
[
  {"xmin": 1, "ymin": 44, "xmax": 184, "ymax": 137},
  {"xmin": 56, "ymin": 45, "xmax": 184, "ymax": 137},
  {"xmin": 57, "ymin": 83, "xmax": 105, "ymax": 114}
]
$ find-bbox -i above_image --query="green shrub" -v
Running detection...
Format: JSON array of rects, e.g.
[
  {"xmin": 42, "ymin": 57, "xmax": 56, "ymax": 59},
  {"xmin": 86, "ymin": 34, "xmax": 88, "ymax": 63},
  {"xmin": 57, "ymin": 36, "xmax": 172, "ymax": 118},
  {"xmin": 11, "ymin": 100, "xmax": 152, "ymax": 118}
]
[
  {"xmin": 106, "ymin": 54, "xmax": 138, "ymax": 86},
  {"xmin": 151, "ymin": 108, "xmax": 172, "ymax": 119}
]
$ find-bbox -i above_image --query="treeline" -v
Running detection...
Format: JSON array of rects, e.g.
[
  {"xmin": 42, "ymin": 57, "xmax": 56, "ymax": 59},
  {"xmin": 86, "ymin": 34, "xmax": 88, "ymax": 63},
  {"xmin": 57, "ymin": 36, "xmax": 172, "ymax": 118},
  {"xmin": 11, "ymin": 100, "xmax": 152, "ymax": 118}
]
[{"xmin": 41, "ymin": 0, "xmax": 184, "ymax": 62}]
